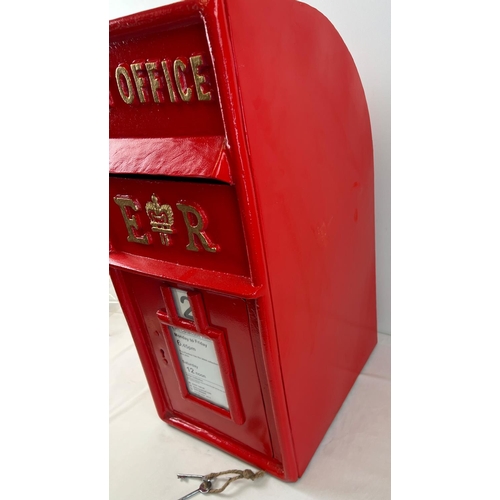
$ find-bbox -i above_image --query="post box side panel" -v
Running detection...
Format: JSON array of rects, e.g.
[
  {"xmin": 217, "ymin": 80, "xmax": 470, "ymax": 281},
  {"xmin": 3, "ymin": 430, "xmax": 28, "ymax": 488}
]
[
  {"xmin": 109, "ymin": 177, "xmax": 250, "ymax": 277},
  {"xmin": 109, "ymin": 16, "xmax": 223, "ymax": 138},
  {"xmin": 224, "ymin": 0, "xmax": 378, "ymax": 476},
  {"xmin": 115, "ymin": 269, "xmax": 275, "ymax": 457}
]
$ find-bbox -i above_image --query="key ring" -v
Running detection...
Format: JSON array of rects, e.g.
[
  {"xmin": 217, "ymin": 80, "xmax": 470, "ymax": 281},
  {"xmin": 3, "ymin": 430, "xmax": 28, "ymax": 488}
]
[
  {"xmin": 176, "ymin": 468, "xmax": 264, "ymax": 498},
  {"xmin": 177, "ymin": 476, "xmax": 212, "ymax": 500}
]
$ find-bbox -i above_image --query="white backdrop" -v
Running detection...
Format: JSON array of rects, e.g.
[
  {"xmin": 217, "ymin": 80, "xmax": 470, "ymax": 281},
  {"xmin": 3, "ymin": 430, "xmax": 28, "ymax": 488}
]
[{"xmin": 109, "ymin": 0, "xmax": 391, "ymax": 334}]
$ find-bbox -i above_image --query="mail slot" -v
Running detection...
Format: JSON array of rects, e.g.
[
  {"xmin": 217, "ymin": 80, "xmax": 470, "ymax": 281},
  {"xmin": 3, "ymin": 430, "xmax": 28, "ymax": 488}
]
[{"xmin": 109, "ymin": 0, "xmax": 378, "ymax": 481}]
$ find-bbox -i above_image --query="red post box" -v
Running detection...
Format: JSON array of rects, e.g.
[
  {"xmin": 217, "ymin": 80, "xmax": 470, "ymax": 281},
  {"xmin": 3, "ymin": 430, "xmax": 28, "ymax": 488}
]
[{"xmin": 109, "ymin": 0, "xmax": 377, "ymax": 481}]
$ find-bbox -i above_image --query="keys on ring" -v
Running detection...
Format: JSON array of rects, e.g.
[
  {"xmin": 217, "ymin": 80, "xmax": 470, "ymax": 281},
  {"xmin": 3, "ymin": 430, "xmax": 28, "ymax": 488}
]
[{"xmin": 177, "ymin": 473, "xmax": 213, "ymax": 499}]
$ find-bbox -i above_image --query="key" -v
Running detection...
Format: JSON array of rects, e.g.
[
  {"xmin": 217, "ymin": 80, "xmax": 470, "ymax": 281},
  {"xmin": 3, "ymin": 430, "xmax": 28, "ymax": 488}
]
[
  {"xmin": 177, "ymin": 479, "xmax": 212, "ymax": 500},
  {"xmin": 177, "ymin": 474, "xmax": 206, "ymax": 481}
]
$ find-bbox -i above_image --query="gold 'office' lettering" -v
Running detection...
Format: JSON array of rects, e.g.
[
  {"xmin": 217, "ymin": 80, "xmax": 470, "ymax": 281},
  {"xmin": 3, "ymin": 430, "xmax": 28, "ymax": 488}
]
[
  {"xmin": 161, "ymin": 60, "xmax": 179, "ymax": 103},
  {"xmin": 115, "ymin": 66, "xmax": 135, "ymax": 104},
  {"xmin": 190, "ymin": 55, "xmax": 212, "ymax": 101},
  {"xmin": 173, "ymin": 58, "xmax": 193, "ymax": 102},
  {"xmin": 112, "ymin": 54, "xmax": 214, "ymax": 106},
  {"xmin": 114, "ymin": 196, "xmax": 151, "ymax": 245},
  {"xmin": 130, "ymin": 63, "xmax": 148, "ymax": 103},
  {"xmin": 145, "ymin": 61, "xmax": 163, "ymax": 103},
  {"xmin": 176, "ymin": 204, "xmax": 218, "ymax": 253}
]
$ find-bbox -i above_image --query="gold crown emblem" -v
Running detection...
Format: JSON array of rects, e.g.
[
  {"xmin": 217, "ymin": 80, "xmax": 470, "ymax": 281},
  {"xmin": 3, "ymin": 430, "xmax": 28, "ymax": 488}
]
[{"xmin": 146, "ymin": 194, "xmax": 174, "ymax": 245}]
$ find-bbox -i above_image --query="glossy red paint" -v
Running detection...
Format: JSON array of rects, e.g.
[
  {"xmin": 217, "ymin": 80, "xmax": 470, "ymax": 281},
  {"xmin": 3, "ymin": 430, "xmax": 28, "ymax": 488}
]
[{"xmin": 109, "ymin": 0, "xmax": 377, "ymax": 481}]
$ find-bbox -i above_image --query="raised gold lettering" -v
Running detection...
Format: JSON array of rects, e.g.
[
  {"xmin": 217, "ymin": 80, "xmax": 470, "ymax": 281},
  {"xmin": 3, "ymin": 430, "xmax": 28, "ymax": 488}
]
[
  {"xmin": 176, "ymin": 204, "xmax": 217, "ymax": 252},
  {"xmin": 115, "ymin": 66, "xmax": 135, "ymax": 104},
  {"xmin": 146, "ymin": 194, "xmax": 174, "ymax": 246},
  {"xmin": 190, "ymin": 55, "xmax": 212, "ymax": 101},
  {"xmin": 161, "ymin": 60, "xmax": 178, "ymax": 102},
  {"xmin": 173, "ymin": 58, "xmax": 193, "ymax": 102},
  {"xmin": 114, "ymin": 197, "xmax": 151, "ymax": 245},
  {"xmin": 130, "ymin": 63, "xmax": 148, "ymax": 103},
  {"xmin": 145, "ymin": 62, "xmax": 162, "ymax": 103},
  {"xmin": 112, "ymin": 53, "xmax": 216, "ymax": 107}
]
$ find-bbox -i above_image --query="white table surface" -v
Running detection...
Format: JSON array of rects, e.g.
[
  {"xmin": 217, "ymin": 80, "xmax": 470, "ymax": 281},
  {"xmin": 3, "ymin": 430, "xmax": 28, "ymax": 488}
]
[{"xmin": 110, "ymin": 301, "xmax": 390, "ymax": 500}]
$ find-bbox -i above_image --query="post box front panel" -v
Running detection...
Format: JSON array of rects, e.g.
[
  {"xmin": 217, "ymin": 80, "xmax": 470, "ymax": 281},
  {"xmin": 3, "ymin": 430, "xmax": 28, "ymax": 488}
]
[
  {"xmin": 118, "ymin": 269, "xmax": 274, "ymax": 457},
  {"xmin": 109, "ymin": 176, "xmax": 250, "ymax": 277},
  {"xmin": 109, "ymin": 17, "xmax": 223, "ymax": 138}
]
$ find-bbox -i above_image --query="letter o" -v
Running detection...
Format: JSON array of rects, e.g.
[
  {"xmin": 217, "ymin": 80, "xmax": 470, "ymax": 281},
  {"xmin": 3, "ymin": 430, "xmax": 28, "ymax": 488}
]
[{"xmin": 115, "ymin": 66, "xmax": 135, "ymax": 104}]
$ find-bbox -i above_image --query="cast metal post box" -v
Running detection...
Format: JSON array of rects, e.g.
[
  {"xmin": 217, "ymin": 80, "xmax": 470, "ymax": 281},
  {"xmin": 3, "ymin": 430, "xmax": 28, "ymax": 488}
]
[{"xmin": 109, "ymin": 0, "xmax": 377, "ymax": 481}]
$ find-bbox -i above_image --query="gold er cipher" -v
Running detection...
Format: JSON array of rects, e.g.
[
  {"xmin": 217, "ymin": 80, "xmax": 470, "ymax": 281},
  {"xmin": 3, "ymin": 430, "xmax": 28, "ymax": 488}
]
[{"xmin": 114, "ymin": 194, "xmax": 218, "ymax": 253}]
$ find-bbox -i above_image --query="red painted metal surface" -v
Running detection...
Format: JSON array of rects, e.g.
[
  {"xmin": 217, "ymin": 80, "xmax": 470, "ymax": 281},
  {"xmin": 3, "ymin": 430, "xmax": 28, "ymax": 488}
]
[{"xmin": 110, "ymin": 0, "xmax": 377, "ymax": 482}]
